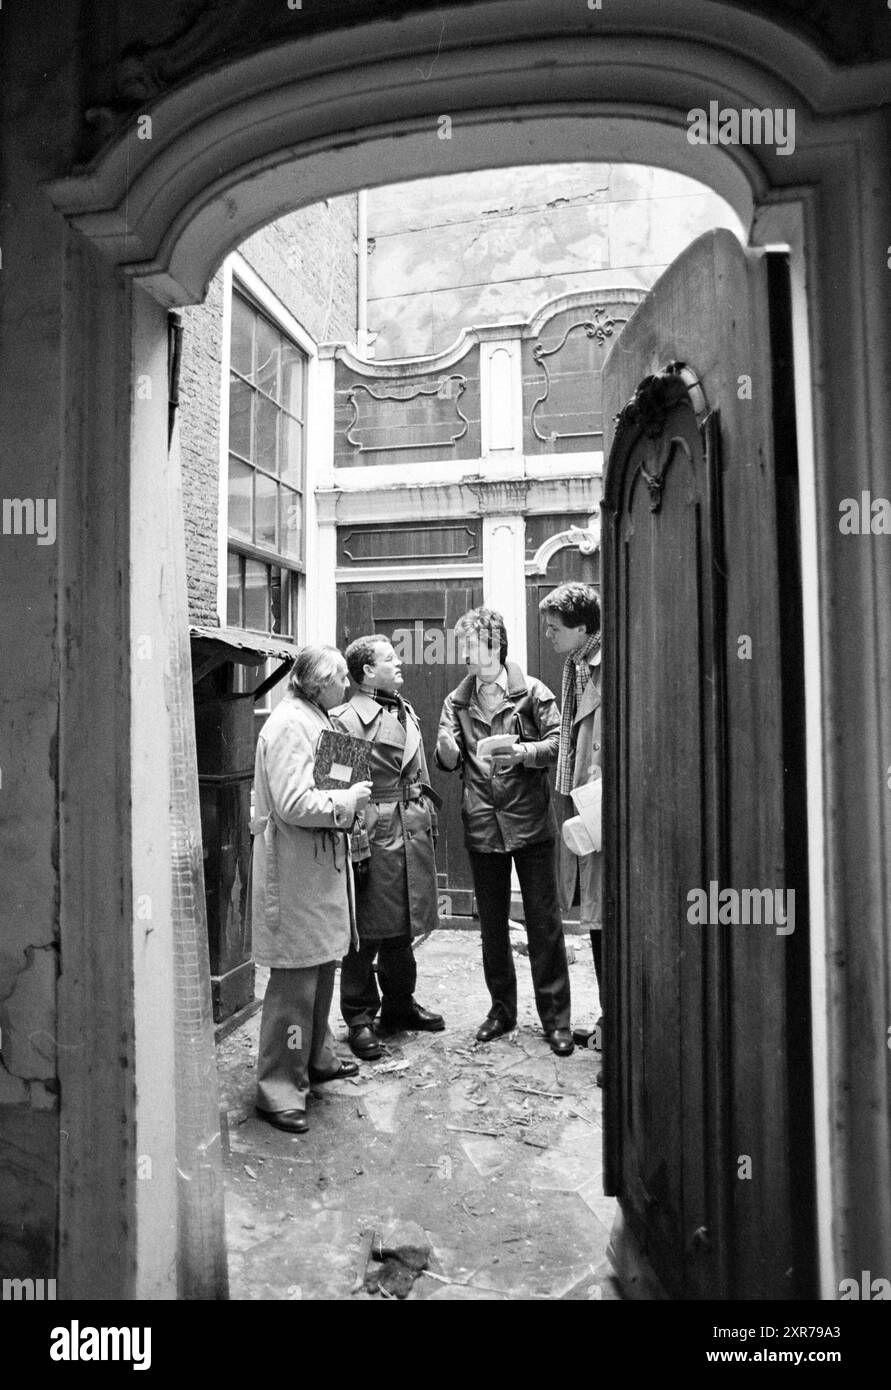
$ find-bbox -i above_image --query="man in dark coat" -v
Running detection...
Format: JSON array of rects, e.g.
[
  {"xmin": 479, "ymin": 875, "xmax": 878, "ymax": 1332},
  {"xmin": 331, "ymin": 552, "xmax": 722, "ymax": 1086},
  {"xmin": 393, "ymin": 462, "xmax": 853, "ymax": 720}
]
[
  {"xmin": 332, "ymin": 634, "xmax": 445, "ymax": 1060},
  {"xmin": 436, "ymin": 606, "xmax": 574, "ymax": 1056}
]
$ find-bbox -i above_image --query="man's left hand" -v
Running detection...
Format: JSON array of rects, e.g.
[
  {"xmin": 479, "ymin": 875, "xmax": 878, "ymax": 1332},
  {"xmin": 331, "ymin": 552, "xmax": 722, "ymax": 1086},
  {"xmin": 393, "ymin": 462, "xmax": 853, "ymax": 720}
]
[{"xmin": 490, "ymin": 743, "xmax": 528, "ymax": 771}]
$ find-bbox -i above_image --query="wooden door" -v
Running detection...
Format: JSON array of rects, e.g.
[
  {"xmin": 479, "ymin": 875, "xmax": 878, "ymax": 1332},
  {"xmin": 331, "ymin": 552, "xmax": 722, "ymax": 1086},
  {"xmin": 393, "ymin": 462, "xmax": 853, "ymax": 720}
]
[
  {"xmin": 601, "ymin": 230, "xmax": 815, "ymax": 1299},
  {"xmin": 338, "ymin": 581, "xmax": 483, "ymax": 914}
]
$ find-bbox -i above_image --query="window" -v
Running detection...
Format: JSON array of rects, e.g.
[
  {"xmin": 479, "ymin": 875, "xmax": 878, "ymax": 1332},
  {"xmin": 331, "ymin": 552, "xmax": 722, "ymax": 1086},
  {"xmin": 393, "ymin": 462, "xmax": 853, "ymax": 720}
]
[
  {"xmin": 227, "ymin": 289, "xmax": 306, "ymax": 635},
  {"xmin": 226, "ymin": 553, "xmax": 298, "ymax": 639}
]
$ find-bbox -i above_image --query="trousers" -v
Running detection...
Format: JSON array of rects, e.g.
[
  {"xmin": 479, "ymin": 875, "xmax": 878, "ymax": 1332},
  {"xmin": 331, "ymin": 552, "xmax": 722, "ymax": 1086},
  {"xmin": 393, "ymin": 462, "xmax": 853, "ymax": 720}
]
[
  {"xmin": 340, "ymin": 934, "xmax": 417, "ymax": 1026},
  {"xmin": 256, "ymin": 962, "xmax": 339, "ymax": 1114},
  {"xmin": 468, "ymin": 838, "xmax": 571, "ymax": 1032}
]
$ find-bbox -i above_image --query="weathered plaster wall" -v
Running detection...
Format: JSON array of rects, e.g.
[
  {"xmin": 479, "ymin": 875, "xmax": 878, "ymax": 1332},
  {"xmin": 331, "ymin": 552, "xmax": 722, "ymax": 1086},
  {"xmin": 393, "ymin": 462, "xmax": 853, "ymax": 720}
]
[{"xmin": 366, "ymin": 164, "xmax": 741, "ymax": 358}]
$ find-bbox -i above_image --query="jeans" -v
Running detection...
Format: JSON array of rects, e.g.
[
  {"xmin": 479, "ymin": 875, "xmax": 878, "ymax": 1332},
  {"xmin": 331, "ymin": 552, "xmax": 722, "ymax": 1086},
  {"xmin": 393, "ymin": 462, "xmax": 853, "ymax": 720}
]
[{"xmin": 468, "ymin": 838, "xmax": 571, "ymax": 1032}]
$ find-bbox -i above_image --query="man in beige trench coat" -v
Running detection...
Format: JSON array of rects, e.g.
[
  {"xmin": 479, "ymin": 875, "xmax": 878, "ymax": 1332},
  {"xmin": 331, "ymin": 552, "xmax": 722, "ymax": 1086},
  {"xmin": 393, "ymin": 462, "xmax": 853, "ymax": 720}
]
[{"xmin": 250, "ymin": 646, "xmax": 372, "ymax": 1133}]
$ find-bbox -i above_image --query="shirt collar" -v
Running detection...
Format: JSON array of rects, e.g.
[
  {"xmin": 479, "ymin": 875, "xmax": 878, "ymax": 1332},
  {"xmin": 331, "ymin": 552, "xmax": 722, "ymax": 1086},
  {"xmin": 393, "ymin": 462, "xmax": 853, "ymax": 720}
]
[{"xmin": 475, "ymin": 666, "xmax": 508, "ymax": 692}]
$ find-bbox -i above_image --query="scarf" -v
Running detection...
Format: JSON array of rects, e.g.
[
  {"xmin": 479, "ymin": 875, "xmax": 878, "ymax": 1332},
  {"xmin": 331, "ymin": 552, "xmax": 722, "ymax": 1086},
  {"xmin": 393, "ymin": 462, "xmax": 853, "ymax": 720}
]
[
  {"xmin": 361, "ymin": 685, "xmax": 407, "ymax": 727},
  {"xmin": 557, "ymin": 633, "xmax": 601, "ymax": 795}
]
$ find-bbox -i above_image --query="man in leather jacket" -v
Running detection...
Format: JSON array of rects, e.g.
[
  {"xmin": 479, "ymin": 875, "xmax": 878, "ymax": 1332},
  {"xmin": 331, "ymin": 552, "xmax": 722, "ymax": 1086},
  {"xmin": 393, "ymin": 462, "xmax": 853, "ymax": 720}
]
[{"xmin": 435, "ymin": 606, "xmax": 574, "ymax": 1055}]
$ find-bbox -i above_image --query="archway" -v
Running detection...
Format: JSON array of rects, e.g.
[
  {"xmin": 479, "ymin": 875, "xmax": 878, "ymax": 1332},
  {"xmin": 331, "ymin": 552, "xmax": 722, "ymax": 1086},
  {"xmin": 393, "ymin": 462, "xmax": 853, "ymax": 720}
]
[{"xmin": 44, "ymin": 0, "xmax": 891, "ymax": 1298}]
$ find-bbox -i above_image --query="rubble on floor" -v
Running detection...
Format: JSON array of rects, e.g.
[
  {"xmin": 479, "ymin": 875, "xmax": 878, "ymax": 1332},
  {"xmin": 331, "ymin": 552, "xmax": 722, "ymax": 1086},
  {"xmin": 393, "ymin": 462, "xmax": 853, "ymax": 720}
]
[{"xmin": 216, "ymin": 932, "xmax": 621, "ymax": 1301}]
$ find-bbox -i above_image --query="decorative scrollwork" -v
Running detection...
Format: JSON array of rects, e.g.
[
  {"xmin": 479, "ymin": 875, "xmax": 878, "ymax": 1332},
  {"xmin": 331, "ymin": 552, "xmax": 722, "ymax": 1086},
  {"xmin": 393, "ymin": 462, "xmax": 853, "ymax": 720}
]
[
  {"xmin": 529, "ymin": 310, "xmax": 627, "ymax": 443},
  {"xmin": 616, "ymin": 367, "xmax": 690, "ymax": 442},
  {"xmin": 345, "ymin": 375, "xmax": 469, "ymax": 454}
]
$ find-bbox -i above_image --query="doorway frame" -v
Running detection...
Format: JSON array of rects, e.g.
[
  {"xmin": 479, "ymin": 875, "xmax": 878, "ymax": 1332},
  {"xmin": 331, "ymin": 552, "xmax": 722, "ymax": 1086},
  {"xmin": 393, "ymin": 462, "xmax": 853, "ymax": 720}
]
[{"xmin": 45, "ymin": 1, "xmax": 891, "ymax": 1298}]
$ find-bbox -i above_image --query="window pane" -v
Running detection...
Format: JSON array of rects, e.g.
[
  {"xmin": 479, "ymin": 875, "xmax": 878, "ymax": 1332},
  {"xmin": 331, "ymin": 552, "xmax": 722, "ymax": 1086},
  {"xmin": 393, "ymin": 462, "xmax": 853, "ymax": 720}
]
[
  {"xmin": 243, "ymin": 558, "xmax": 268, "ymax": 631},
  {"xmin": 279, "ymin": 414, "xmax": 303, "ymax": 487},
  {"xmin": 281, "ymin": 344, "xmax": 305, "ymax": 418},
  {"xmin": 255, "ymin": 472, "xmax": 277, "ymax": 550},
  {"xmin": 269, "ymin": 567, "xmax": 283, "ymax": 636},
  {"xmin": 282, "ymin": 572, "xmax": 298, "ymax": 640},
  {"xmin": 255, "ymin": 316, "xmax": 281, "ymax": 402},
  {"xmin": 228, "ymin": 456, "xmax": 252, "ymax": 539},
  {"xmin": 280, "ymin": 490, "xmax": 302, "ymax": 559},
  {"xmin": 230, "ymin": 295, "xmax": 254, "ymax": 380},
  {"xmin": 255, "ymin": 394, "xmax": 278, "ymax": 474},
  {"xmin": 228, "ymin": 373, "xmax": 252, "ymax": 459},
  {"xmin": 227, "ymin": 552, "xmax": 242, "ymax": 626}
]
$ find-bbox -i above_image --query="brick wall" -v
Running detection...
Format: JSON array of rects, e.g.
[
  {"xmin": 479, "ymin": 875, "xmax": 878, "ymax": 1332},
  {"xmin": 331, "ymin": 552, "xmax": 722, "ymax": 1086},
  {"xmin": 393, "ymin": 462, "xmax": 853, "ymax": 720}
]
[
  {"xmin": 180, "ymin": 271, "xmax": 225, "ymax": 626},
  {"xmin": 239, "ymin": 200, "xmax": 359, "ymax": 345},
  {"xmin": 179, "ymin": 195, "xmax": 358, "ymax": 625}
]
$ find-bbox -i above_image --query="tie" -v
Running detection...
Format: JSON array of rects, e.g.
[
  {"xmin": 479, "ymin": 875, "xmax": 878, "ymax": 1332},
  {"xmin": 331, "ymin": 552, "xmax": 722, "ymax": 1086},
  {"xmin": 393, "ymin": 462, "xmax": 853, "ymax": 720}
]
[{"xmin": 477, "ymin": 681, "xmax": 501, "ymax": 715}]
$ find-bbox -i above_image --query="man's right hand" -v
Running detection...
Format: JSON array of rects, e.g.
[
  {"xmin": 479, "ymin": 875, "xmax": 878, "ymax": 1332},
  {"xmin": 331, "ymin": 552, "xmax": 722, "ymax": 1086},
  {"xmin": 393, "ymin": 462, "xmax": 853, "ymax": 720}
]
[
  {"xmin": 345, "ymin": 780, "xmax": 373, "ymax": 817},
  {"xmin": 436, "ymin": 730, "xmax": 461, "ymax": 769}
]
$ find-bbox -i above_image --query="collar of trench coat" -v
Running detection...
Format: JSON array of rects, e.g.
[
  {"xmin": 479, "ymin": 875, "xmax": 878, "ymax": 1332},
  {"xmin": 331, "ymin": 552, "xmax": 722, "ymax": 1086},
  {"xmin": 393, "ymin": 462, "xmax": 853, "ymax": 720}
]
[
  {"xmin": 573, "ymin": 664, "xmax": 601, "ymax": 726},
  {"xmin": 337, "ymin": 690, "xmax": 421, "ymax": 771}
]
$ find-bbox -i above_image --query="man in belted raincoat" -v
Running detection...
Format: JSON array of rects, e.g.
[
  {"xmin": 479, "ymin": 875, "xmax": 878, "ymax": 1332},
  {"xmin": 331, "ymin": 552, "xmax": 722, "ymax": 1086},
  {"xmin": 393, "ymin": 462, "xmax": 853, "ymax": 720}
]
[{"xmin": 331, "ymin": 634, "xmax": 445, "ymax": 1060}]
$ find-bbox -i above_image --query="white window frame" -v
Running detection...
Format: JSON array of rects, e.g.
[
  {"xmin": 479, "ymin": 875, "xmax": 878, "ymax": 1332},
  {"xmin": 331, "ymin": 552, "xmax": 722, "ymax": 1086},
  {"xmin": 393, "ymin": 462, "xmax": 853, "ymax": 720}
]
[{"xmin": 216, "ymin": 251, "xmax": 321, "ymax": 651}]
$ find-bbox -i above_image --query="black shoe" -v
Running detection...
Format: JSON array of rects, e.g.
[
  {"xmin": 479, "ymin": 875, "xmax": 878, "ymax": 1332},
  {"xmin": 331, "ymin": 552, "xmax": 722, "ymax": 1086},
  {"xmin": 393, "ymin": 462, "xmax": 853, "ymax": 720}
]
[
  {"xmin": 348, "ymin": 1024, "xmax": 383, "ymax": 1060},
  {"xmin": 308, "ymin": 1059, "xmax": 360, "ymax": 1084},
  {"xmin": 379, "ymin": 1002, "xmax": 445, "ymax": 1033},
  {"xmin": 572, "ymin": 1019, "xmax": 603, "ymax": 1051},
  {"xmin": 548, "ymin": 1027, "xmax": 575, "ymax": 1056},
  {"xmin": 256, "ymin": 1107, "xmax": 308, "ymax": 1134},
  {"xmin": 475, "ymin": 1015, "xmax": 516, "ymax": 1043}
]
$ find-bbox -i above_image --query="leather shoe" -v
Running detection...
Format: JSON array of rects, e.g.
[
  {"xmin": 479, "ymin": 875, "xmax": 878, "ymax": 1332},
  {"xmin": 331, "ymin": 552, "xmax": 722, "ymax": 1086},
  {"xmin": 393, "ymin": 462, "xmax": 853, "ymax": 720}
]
[
  {"xmin": 348, "ymin": 1024, "xmax": 383, "ymax": 1060},
  {"xmin": 308, "ymin": 1059, "xmax": 360, "ymax": 1084},
  {"xmin": 548, "ymin": 1028, "xmax": 575, "ymax": 1056},
  {"xmin": 379, "ymin": 1002, "xmax": 445, "ymax": 1033},
  {"xmin": 475, "ymin": 1015, "xmax": 516, "ymax": 1043},
  {"xmin": 256, "ymin": 1107, "xmax": 308, "ymax": 1134}
]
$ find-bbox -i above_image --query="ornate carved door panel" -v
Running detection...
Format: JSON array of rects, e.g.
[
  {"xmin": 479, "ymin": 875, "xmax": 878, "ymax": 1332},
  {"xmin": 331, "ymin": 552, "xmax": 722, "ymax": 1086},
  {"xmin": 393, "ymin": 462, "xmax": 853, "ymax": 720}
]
[{"xmin": 601, "ymin": 230, "xmax": 815, "ymax": 1299}]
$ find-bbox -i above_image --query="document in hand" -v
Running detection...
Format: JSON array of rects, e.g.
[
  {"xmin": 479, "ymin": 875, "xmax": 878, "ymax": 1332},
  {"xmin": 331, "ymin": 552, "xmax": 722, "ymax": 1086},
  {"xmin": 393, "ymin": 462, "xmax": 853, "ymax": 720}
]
[
  {"xmin": 562, "ymin": 775, "xmax": 603, "ymax": 855},
  {"xmin": 313, "ymin": 729, "xmax": 372, "ymax": 789},
  {"xmin": 476, "ymin": 733, "xmax": 518, "ymax": 760}
]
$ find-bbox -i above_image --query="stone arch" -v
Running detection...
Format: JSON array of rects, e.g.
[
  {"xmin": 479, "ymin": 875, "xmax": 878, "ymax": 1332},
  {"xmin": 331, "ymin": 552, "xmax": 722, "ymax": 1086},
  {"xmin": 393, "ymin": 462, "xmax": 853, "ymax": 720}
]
[{"xmin": 46, "ymin": 0, "xmax": 874, "ymax": 304}]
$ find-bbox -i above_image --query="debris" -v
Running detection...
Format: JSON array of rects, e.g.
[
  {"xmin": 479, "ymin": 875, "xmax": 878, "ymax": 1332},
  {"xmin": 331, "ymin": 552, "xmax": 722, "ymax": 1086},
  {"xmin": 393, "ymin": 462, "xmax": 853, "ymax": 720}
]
[
  {"xmin": 521, "ymin": 1136, "xmax": 550, "ymax": 1150},
  {"xmin": 447, "ymin": 1124, "xmax": 501, "ymax": 1138},
  {"xmin": 379, "ymin": 1219, "xmax": 431, "ymax": 1271},
  {"xmin": 366, "ymin": 1258, "xmax": 416, "ymax": 1298},
  {"xmin": 567, "ymin": 1106, "xmax": 595, "ymax": 1126},
  {"xmin": 351, "ymin": 1228, "xmax": 376, "ymax": 1295},
  {"xmin": 509, "ymin": 1085, "xmax": 564, "ymax": 1099},
  {"xmin": 374, "ymin": 1059, "xmax": 411, "ymax": 1075},
  {"xmin": 243, "ymin": 1164, "xmax": 258, "ymax": 1180}
]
